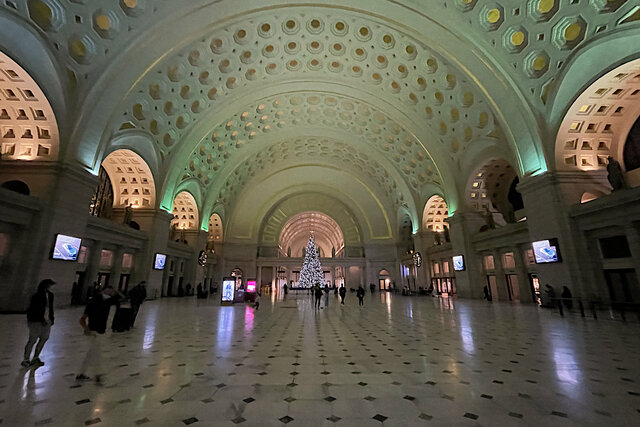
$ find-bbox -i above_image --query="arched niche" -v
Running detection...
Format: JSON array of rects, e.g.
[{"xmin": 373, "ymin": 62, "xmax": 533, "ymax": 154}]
[
  {"xmin": 422, "ymin": 195, "xmax": 449, "ymax": 232},
  {"xmin": 171, "ymin": 191, "xmax": 199, "ymax": 230},
  {"xmin": 398, "ymin": 212, "xmax": 414, "ymax": 255},
  {"xmin": 555, "ymin": 59, "xmax": 640, "ymax": 177},
  {"xmin": 279, "ymin": 212, "xmax": 344, "ymax": 258},
  {"xmin": 208, "ymin": 213, "xmax": 223, "ymax": 241},
  {"xmin": 465, "ymin": 158, "xmax": 523, "ymax": 225},
  {"xmin": 0, "ymin": 50, "xmax": 59, "ymax": 161},
  {"xmin": 101, "ymin": 149, "xmax": 156, "ymax": 208},
  {"xmin": 0, "ymin": 179, "xmax": 30, "ymax": 195}
]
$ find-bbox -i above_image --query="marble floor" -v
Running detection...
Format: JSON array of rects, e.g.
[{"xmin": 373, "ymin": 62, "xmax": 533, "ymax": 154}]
[{"xmin": 0, "ymin": 292, "xmax": 639, "ymax": 426}]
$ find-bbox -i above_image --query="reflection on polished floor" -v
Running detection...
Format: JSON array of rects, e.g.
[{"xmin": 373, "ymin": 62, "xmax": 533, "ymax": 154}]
[{"xmin": 1, "ymin": 293, "xmax": 639, "ymax": 426}]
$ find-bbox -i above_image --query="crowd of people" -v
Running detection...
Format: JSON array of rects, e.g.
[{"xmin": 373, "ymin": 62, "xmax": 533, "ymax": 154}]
[{"xmin": 21, "ymin": 279, "xmax": 148, "ymax": 383}]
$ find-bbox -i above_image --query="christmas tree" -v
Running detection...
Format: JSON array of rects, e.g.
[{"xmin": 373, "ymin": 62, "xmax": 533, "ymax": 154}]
[{"xmin": 298, "ymin": 233, "xmax": 324, "ymax": 288}]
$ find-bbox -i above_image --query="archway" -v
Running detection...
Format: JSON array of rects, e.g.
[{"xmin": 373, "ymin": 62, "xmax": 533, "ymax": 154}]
[
  {"xmin": 278, "ymin": 211, "xmax": 344, "ymax": 258},
  {"xmin": 555, "ymin": 58, "xmax": 640, "ymax": 184},
  {"xmin": 171, "ymin": 191, "xmax": 199, "ymax": 230},
  {"xmin": 101, "ymin": 149, "xmax": 156, "ymax": 209},
  {"xmin": 208, "ymin": 213, "xmax": 223, "ymax": 242},
  {"xmin": 0, "ymin": 51, "xmax": 59, "ymax": 161},
  {"xmin": 378, "ymin": 269, "xmax": 391, "ymax": 291},
  {"xmin": 465, "ymin": 158, "xmax": 523, "ymax": 225}
]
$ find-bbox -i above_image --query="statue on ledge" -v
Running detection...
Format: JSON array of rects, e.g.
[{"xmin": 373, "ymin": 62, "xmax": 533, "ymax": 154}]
[
  {"xmin": 123, "ymin": 204, "xmax": 133, "ymax": 225},
  {"xmin": 606, "ymin": 156, "xmax": 626, "ymax": 191}
]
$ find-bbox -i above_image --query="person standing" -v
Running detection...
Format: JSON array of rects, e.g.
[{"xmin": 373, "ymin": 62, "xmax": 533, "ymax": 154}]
[
  {"xmin": 76, "ymin": 286, "xmax": 119, "ymax": 382},
  {"xmin": 356, "ymin": 285, "xmax": 365, "ymax": 306},
  {"xmin": 561, "ymin": 286, "xmax": 573, "ymax": 309},
  {"xmin": 314, "ymin": 284, "xmax": 323, "ymax": 309},
  {"xmin": 283, "ymin": 283, "xmax": 288, "ymax": 295},
  {"xmin": 339, "ymin": 285, "xmax": 346, "ymax": 305},
  {"xmin": 128, "ymin": 281, "xmax": 147, "ymax": 328},
  {"xmin": 22, "ymin": 279, "xmax": 55, "ymax": 368},
  {"xmin": 324, "ymin": 285, "xmax": 330, "ymax": 308}
]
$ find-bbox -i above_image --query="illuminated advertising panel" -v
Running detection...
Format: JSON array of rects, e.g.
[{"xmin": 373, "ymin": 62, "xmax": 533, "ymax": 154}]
[
  {"xmin": 246, "ymin": 280, "xmax": 257, "ymax": 293},
  {"xmin": 222, "ymin": 277, "xmax": 235, "ymax": 303}
]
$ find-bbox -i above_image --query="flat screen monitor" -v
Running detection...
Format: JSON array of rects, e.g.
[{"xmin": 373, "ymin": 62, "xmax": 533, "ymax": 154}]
[
  {"xmin": 153, "ymin": 253, "xmax": 167, "ymax": 270},
  {"xmin": 52, "ymin": 234, "xmax": 82, "ymax": 261},
  {"xmin": 246, "ymin": 280, "xmax": 257, "ymax": 293},
  {"xmin": 452, "ymin": 255, "xmax": 465, "ymax": 271},
  {"xmin": 532, "ymin": 239, "xmax": 560, "ymax": 263},
  {"xmin": 222, "ymin": 277, "xmax": 235, "ymax": 303}
]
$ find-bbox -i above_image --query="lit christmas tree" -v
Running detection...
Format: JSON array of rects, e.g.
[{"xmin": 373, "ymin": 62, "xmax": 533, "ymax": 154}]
[{"xmin": 298, "ymin": 233, "xmax": 324, "ymax": 288}]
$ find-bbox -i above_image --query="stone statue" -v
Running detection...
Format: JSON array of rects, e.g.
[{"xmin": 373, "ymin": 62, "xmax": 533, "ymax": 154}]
[
  {"xmin": 443, "ymin": 226, "xmax": 450, "ymax": 243},
  {"xmin": 123, "ymin": 204, "xmax": 133, "ymax": 225},
  {"xmin": 485, "ymin": 208, "xmax": 496, "ymax": 230},
  {"xmin": 606, "ymin": 156, "xmax": 626, "ymax": 191}
]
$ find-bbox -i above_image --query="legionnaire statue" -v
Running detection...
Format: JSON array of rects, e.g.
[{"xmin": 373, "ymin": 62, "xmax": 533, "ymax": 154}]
[{"xmin": 606, "ymin": 156, "xmax": 626, "ymax": 191}]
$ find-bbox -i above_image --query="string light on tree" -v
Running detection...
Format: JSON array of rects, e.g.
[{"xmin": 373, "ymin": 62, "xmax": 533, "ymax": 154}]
[{"xmin": 298, "ymin": 233, "xmax": 324, "ymax": 288}]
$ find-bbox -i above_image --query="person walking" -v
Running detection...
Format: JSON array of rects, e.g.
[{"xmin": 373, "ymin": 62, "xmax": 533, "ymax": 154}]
[
  {"xmin": 314, "ymin": 284, "xmax": 323, "ymax": 309},
  {"xmin": 76, "ymin": 285, "xmax": 119, "ymax": 383},
  {"xmin": 22, "ymin": 279, "xmax": 56, "ymax": 368},
  {"xmin": 324, "ymin": 285, "xmax": 330, "ymax": 308},
  {"xmin": 483, "ymin": 285, "xmax": 492, "ymax": 301},
  {"xmin": 254, "ymin": 292, "xmax": 261, "ymax": 310},
  {"xmin": 128, "ymin": 281, "xmax": 147, "ymax": 328},
  {"xmin": 283, "ymin": 283, "xmax": 288, "ymax": 295},
  {"xmin": 356, "ymin": 285, "xmax": 365, "ymax": 306},
  {"xmin": 339, "ymin": 285, "xmax": 346, "ymax": 305},
  {"xmin": 561, "ymin": 286, "xmax": 573, "ymax": 309}
]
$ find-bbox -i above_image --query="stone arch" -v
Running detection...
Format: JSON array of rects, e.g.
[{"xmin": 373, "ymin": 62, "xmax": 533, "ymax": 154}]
[
  {"xmin": 258, "ymin": 193, "xmax": 363, "ymax": 248},
  {"xmin": 101, "ymin": 149, "xmax": 156, "ymax": 208},
  {"xmin": 65, "ymin": 2, "xmax": 545, "ymax": 187},
  {"xmin": 0, "ymin": 50, "xmax": 60, "ymax": 161},
  {"xmin": 279, "ymin": 212, "xmax": 344, "ymax": 258},
  {"xmin": 398, "ymin": 211, "xmax": 414, "ymax": 255},
  {"xmin": 422, "ymin": 195, "xmax": 449, "ymax": 232},
  {"xmin": 464, "ymin": 158, "xmax": 522, "ymax": 225},
  {"xmin": 554, "ymin": 58, "xmax": 640, "ymax": 175},
  {"xmin": 171, "ymin": 191, "xmax": 198, "ymax": 230}
]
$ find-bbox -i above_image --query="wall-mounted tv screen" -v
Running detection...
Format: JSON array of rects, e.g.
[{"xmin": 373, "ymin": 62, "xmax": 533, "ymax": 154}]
[
  {"xmin": 532, "ymin": 239, "xmax": 560, "ymax": 263},
  {"xmin": 153, "ymin": 253, "xmax": 167, "ymax": 270},
  {"xmin": 52, "ymin": 234, "xmax": 82, "ymax": 261},
  {"xmin": 452, "ymin": 255, "xmax": 465, "ymax": 271}
]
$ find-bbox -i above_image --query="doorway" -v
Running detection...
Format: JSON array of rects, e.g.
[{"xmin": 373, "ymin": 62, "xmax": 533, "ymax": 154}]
[
  {"xmin": 604, "ymin": 269, "xmax": 639, "ymax": 303},
  {"xmin": 97, "ymin": 272, "xmax": 110, "ymax": 288},
  {"xmin": 506, "ymin": 274, "xmax": 520, "ymax": 302},
  {"xmin": 486, "ymin": 275, "xmax": 498, "ymax": 301},
  {"xmin": 118, "ymin": 274, "xmax": 130, "ymax": 294},
  {"xmin": 528, "ymin": 273, "xmax": 541, "ymax": 305},
  {"xmin": 166, "ymin": 276, "xmax": 175, "ymax": 297}
]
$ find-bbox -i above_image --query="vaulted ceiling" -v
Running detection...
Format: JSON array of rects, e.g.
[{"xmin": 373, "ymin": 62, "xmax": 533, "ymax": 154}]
[{"xmin": 1, "ymin": 0, "xmax": 638, "ymax": 242}]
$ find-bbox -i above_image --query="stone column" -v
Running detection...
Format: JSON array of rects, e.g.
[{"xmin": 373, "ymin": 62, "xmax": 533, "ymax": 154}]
[
  {"xmin": 517, "ymin": 173, "xmax": 583, "ymax": 295},
  {"xmin": 131, "ymin": 209, "xmax": 173, "ymax": 299},
  {"xmin": 447, "ymin": 211, "xmax": 485, "ymax": 298},
  {"xmin": 492, "ymin": 249, "xmax": 509, "ymax": 301},
  {"xmin": 1, "ymin": 164, "xmax": 99, "ymax": 310}
]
